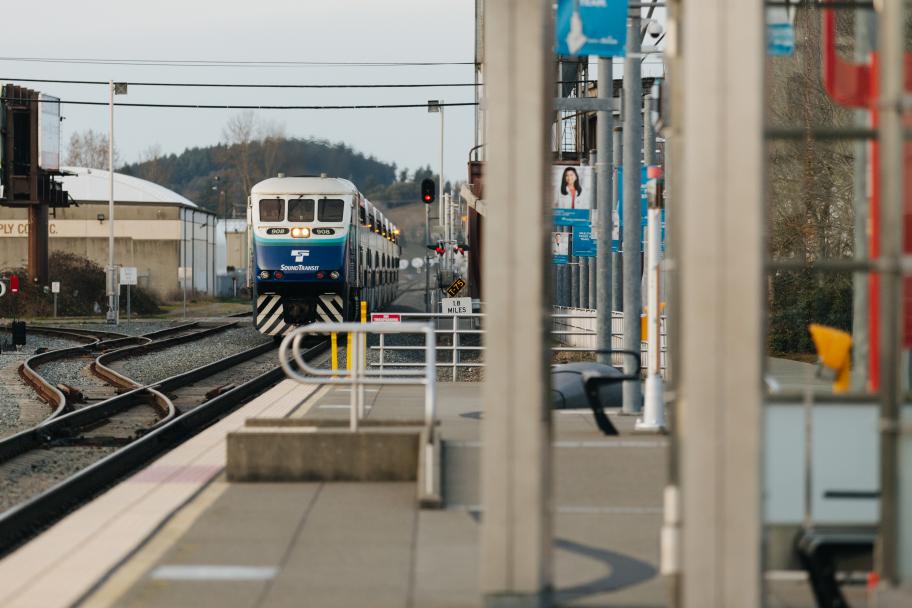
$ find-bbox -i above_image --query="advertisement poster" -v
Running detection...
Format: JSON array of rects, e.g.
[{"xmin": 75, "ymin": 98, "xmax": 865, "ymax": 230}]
[
  {"xmin": 555, "ymin": 0, "xmax": 628, "ymax": 58},
  {"xmin": 553, "ymin": 165, "xmax": 594, "ymax": 210},
  {"xmin": 553, "ymin": 208, "xmax": 591, "ymax": 227},
  {"xmin": 552, "ymin": 232, "xmax": 569, "ymax": 264},
  {"xmin": 573, "ymin": 225, "xmax": 596, "ymax": 257}
]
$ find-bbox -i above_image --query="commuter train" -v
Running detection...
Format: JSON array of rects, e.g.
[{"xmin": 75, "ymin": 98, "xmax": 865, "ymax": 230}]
[{"xmin": 249, "ymin": 175, "xmax": 400, "ymax": 336}]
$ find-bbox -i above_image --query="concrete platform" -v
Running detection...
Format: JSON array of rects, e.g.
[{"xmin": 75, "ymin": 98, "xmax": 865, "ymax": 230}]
[
  {"xmin": 0, "ymin": 363, "xmax": 860, "ymax": 607},
  {"xmin": 73, "ymin": 382, "xmax": 673, "ymax": 608}
]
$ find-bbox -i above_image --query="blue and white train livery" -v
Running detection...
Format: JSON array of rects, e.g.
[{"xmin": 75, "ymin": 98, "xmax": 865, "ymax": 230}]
[{"xmin": 249, "ymin": 175, "xmax": 400, "ymax": 336}]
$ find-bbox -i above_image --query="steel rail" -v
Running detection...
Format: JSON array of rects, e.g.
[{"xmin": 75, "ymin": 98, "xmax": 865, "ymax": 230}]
[
  {"xmin": 17, "ymin": 322, "xmax": 204, "ymax": 420},
  {"xmin": 92, "ymin": 321, "xmax": 236, "ymax": 388},
  {"xmin": 0, "ymin": 338, "xmax": 327, "ymax": 555}
]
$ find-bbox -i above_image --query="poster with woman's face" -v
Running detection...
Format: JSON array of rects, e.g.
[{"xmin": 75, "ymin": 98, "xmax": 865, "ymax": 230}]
[{"xmin": 553, "ymin": 165, "xmax": 593, "ymax": 210}]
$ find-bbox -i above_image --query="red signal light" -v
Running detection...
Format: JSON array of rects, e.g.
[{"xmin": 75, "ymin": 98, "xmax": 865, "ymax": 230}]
[{"xmin": 10, "ymin": 275, "xmax": 19, "ymax": 293}]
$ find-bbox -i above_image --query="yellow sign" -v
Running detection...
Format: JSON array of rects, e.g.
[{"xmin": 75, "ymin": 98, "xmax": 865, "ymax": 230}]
[
  {"xmin": 446, "ymin": 277, "xmax": 466, "ymax": 298},
  {"xmin": 808, "ymin": 324, "xmax": 852, "ymax": 393}
]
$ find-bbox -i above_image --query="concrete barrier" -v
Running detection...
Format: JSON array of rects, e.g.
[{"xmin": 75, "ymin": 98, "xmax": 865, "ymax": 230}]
[{"xmin": 226, "ymin": 427, "xmax": 420, "ymax": 482}]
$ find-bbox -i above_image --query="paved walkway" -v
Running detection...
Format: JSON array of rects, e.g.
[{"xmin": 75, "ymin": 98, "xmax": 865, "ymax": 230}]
[{"xmin": 79, "ymin": 382, "xmax": 668, "ymax": 608}]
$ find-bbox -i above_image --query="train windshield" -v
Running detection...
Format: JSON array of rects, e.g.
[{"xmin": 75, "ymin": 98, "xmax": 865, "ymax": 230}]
[
  {"xmin": 318, "ymin": 198, "xmax": 345, "ymax": 222},
  {"xmin": 259, "ymin": 198, "xmax": 284, "ymax": 222},
  {"xmin": 288, "ymin": 198, "xmax": 315, "ymax": 222}
]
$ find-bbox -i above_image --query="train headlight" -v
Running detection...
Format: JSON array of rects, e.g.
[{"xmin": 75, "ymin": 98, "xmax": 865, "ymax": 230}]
[
  {"xmin": 329, "ymin": 271, "xmax": 340, "ymax": 280},
  {"xmin": 259, "ymin": 270, "xmax": 270, "ymax": 280},
  {"xmin": 291, "ymin": 227, "xmax": 311, "ymax": 238}
]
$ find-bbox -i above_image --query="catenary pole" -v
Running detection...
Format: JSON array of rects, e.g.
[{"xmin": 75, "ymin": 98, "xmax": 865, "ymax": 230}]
[
  {"xmin": 622, "ymin": 8, "xmax": 643, "ymax": 414},
  {"xmin": 596, "ymin": 58, "xmax": 614, "ymax": 363},
  {"xmin": 612, "ymin": 122, "xmax": 623, "ymax": 312}
]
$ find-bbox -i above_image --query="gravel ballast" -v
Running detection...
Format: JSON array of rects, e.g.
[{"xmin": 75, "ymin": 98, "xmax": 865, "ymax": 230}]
[
  {"xmin": 114, "ymin": 325, "xmax": 271, "ymax": 385},
  {"xmin": 0, "ymin": 331, "xmax": 87, "ymax": 440},
  {"xmin": 0, "ymin": 446, "xmax": 117, "ymax": 514}
]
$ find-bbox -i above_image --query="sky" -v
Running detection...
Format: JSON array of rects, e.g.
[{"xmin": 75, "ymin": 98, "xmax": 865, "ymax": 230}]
[
  {"xmin": 2, "ymin": 1, "xmax": 665, "ymax": 187},
  {"xmin": 1, "ymin": 0, "xmax": 476, "ymax": 182}
]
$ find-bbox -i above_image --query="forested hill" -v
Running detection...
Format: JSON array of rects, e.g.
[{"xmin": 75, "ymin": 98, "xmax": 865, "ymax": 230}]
[{"xmin": 118, "ymin": 136, "xmax": 442, "ymax": 218}]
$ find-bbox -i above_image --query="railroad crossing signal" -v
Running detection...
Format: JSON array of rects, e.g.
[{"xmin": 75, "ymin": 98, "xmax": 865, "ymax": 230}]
[
  {"xmin": 446, "ymin": 277, "xmax": 466, "ymax": 298},
  {"xmin": 421, "ymin": 178, "xmax": 436, "ymax": 204}
]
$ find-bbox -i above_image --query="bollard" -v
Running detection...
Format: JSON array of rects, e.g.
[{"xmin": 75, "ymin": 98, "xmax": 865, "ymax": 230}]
[
  {"xmin": 359, "ymin": 301, "xmax": 368, "ymax": 419},
  {"xmin": 331, "ymin": 332, "xmax": 338, "ymax": 371}
]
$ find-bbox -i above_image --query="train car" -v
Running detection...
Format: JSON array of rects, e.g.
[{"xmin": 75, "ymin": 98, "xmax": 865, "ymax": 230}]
[{"xmin": 249, "ymin": 175, "xmax": 400, "ymax": 336}]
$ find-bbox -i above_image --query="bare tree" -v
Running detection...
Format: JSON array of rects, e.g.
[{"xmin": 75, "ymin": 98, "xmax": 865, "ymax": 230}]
[
  {"xmin": 258, "ymin": 118, "xmax": 286, "ymax": 180},
  {"xmin": 135, "ymin": 144, "xmax": 171, "ymax": 185},
  {"xmin": 222, "ymin": 111, "xmax": 258, "ymax": 195},
  {"xmin": 65, "ymin": 129, "xmax": 120, "ymax": 169}
]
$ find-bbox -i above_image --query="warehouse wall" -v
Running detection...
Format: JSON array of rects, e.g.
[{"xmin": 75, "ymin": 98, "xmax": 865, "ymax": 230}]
[{"xmin": 0, "ymin": 202, "xmax": 211, "ymax": 299}]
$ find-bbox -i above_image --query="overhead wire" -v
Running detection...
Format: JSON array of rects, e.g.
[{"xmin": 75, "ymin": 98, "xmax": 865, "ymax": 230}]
[
  {"xmin": 0, "ymin": 77, "xmax": 479, "ymax": 89},
  {"xmin": 0, "ymin": 76, "xmax": 593, "ymax": 89},
  {"xmin": 0, "ymin": 96, "xmax": 477, "ymax": 110},
  {"xmin": 0, "ymin": 57, "xmax": 474, "ymax": 68}
]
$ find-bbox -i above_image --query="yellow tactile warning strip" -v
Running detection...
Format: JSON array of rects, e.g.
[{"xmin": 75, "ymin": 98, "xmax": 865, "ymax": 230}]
[{"xmin": 0, "ymin": 379, "xmax": 322, "ymax": 608}]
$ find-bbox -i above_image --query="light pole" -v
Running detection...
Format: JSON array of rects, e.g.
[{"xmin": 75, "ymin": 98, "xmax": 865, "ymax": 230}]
[
  {"xmin": 428, "ymin": 100, "xmax": 445, "ymax": 311},
  {"xmin": 106, "ymin": 81, "xmax": 127, "ymax": 324},
  {"xmin": 428, "ymin": 100, "xmax": 444, "ymax": 227}
]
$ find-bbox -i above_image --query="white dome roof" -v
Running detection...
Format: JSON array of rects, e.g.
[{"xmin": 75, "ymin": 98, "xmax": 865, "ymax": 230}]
[{"xmin": 59, "ymin": 166, "xmax": 197, "ymax": 208}]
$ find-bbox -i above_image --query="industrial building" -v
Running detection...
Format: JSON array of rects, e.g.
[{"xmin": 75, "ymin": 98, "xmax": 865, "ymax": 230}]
[{"xmin": 0, "ymin": 167, "xmax": 216, "ymax": 298}]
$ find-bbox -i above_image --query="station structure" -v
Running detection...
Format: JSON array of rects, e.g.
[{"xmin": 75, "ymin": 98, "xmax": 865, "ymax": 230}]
[{"xmin": 0, "ymin": 2, "xmax": 911, "ymax": 608}]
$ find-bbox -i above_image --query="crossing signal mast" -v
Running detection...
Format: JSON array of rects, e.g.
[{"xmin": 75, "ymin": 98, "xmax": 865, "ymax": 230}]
[
  {"xmin": 421, "ymin": 178, "xmax": 436, "ymax": 204},
  {"xmin": 421, "ymin": 177, "xmax": 436, "ymax": 312}
]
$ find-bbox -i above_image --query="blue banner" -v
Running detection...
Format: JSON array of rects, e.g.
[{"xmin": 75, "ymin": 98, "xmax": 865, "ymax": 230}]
[
  {"xmin": 553, "ymin": 208, "xmax": 591, "ymax": 227},
  {"xmin": 572, "ymin": 225, "xmax": 596, "ymax": 257},
  {"xmin": 556, "ymin": 0, "xmax": 628, "ymax": 58},
  {"xmin": 616, "ymin": 166, "xmax": 665, "ymax": 253},
  {"xmin": 767, "ymin": 23, "xmax": 795, "ymax": 56}
]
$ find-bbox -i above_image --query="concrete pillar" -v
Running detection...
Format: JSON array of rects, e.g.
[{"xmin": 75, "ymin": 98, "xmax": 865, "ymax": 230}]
[
  {"xmin": 622, "ymin": 10, "xmax": 643, "ymax": 414},
  {"xmin": 479, "ymin": 0, "xmax": 552, "ymax": 605},
  {"xmin": 672, "ymin": 0, "xmax": 763, "ymax": 605},
  {"xmin": 876, "ymin": 1, "xmax": 912, "ymax": 599}
]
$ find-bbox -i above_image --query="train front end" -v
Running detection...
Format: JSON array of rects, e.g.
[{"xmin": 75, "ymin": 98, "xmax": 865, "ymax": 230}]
[{"xmin": 250, "ymin": 177, "xmax": 356, "ymax": 336}]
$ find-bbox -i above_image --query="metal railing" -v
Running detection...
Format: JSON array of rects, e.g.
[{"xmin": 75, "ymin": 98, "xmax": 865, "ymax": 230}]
[
  {"xmin": 374, "ymin": 312, "xmax": 484, "ymax": 381},
  {"xmin": 366, "ymin": 309, "xmax": 667, "ymax": 380},
  {"xmin": 279, "ymin": 321, "xmax": 438, "ymax": 498},
  {"xmin": 552, "ymin": 306, "xmax": 667, "ymax": 374},
  {"xmin": 280, "ymin": 322, "xmax": 437, "ymax": 433}
]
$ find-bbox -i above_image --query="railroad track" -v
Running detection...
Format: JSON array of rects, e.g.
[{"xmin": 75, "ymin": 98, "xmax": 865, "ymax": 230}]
[
  {"xmin": 18, "ymin": 322, "xmax": 234, "ymax": 420},
  {"xmin": 0, "ymin": 336, "xmax": 328, "ymax": 554}
]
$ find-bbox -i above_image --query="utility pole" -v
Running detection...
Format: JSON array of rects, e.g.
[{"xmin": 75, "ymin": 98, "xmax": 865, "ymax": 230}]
[
  {"xmin": 612, "ymin": 123, "xmax": 623, "ymax": 311},
  {"xmin": 622, "ymin": 8, "xmax": 643, "ymax": 414},
  {"xmin": 642, "ymin": 95, "xmax": 657, "ymax": 309},
  {"xmin": 106, "ymin": 80, "xmax": 117, "ymax": 325},
  {"xmin": 851, "ymin": 9, "xmax": 872, "ymax": 390},
  {"xmin": 596, "ymin": 57, "xmax": 614, "ymax": 363}
]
